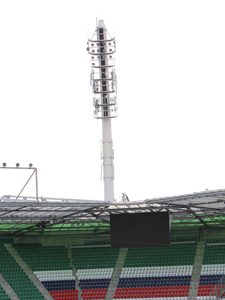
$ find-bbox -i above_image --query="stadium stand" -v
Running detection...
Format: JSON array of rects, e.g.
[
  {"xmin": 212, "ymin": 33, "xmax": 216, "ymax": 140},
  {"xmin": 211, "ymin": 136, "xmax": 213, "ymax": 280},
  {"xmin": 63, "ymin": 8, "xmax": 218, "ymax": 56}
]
[
  {"xmin": 198, "ymin": 243, "xmax": 225, "ymax": 297},
  {"xmin": 114, "ymin": 244, "xmax": 196, "ymax": 299},
  {"xmin": 0, "ymin": 237, "xmax": 223, "ymax": 299},
  {"xmin": 12, "ymin": 242, "xmax": 199, "ymax": 299},
  {"xmin": 14, "ymin": 244, "xmax": 76, "ymax": 299},
  {"xmin": 0, "ymin": 244, "xmax": 45, "ymax": 299},
  {"xmin": 73, "ymin": 246, "xmax": 119, "ymax": 299},
  {"xmin": 1, "ymin": 215, "xmax": 225, "ymax": 299}
]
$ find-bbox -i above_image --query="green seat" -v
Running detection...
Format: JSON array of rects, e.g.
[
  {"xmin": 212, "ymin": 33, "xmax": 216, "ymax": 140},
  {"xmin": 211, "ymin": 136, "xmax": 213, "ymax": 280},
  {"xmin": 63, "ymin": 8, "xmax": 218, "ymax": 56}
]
[
  {"xmin": 15, "ymin": 244, "xmax": 70, "ymax": 271},
  {"xmin": 72, "ymin": 247, "xmax": 120, "ymax": 269},
  {"xmin": 0, "ymin": 245, "xmax": 45, "ymax": 300},
  {"xmin": 124, "ymin": 243, "xmax": 196, "ymax": 267},
  {"xmin": 0, "ymin": 285, "xmax": 10, "ymax": 300},
  {"xmin": 204, "ymin": 244, "xmax": 225, "ymax": 264}
]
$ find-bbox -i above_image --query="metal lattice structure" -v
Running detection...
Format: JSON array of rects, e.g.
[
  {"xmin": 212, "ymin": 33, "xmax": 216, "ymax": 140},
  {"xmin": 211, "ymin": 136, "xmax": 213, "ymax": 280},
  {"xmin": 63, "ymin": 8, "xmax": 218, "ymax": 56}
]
[{"xmin": 1, "ymin": 189, "xmax": 225, "ymax": 234}]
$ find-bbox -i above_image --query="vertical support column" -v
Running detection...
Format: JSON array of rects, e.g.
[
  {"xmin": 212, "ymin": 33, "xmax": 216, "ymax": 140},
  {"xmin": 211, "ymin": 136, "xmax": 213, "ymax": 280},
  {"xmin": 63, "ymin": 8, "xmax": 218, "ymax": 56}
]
[
  {"xmin": 105, "ymin": 248, "xmax": 128, "ymax": 300},
  {"xmin": 188, "ymin": 236, "xmax": 205, "ymax": 300},
  {"xmin": 68, "ymin": 247, "xmax": 82, "ymax": 300}
]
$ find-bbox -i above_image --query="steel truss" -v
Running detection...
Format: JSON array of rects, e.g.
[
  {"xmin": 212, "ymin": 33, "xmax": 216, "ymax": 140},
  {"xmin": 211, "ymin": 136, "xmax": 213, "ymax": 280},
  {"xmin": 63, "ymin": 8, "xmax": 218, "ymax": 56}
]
[{"xmin": 0, "ymin": 189, "xmax": 225, "ymax": 233}]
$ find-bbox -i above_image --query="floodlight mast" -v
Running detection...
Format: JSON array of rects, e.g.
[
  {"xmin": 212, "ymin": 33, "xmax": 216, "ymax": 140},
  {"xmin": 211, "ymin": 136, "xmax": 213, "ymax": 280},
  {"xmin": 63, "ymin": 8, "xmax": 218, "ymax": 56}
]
[{"xmin": 87, "ymin": 20, "xmax": 117, "ymax": 202}]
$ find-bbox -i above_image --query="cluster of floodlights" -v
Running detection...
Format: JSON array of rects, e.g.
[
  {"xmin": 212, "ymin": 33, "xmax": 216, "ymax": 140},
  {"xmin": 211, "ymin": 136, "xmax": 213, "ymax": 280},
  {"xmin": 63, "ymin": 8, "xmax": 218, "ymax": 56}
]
[{"xmin": 2, "ymin": 163, "xmax": 34, "ymax": 168}]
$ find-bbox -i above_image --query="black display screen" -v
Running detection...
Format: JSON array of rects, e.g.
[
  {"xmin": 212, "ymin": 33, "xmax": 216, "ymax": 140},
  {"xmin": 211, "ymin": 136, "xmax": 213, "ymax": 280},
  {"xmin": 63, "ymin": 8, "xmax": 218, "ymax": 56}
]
[{"xmin": 110, "ymin": 212, "xmax": 170, "ymax": 247}]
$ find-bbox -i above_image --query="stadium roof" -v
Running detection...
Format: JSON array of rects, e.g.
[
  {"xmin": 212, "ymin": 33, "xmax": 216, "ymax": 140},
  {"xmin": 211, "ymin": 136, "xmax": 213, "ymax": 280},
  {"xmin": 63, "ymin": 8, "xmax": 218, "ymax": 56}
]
[{"xmin": 1, "ymin": 189, "xmax": 225, "ymax": 235}]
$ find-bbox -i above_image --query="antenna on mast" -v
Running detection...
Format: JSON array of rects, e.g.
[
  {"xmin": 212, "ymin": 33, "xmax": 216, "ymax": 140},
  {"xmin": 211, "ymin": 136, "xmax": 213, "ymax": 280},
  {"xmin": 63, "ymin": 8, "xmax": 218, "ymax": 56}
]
[{"xmin": 87, "ymin": 20, "xmax": 117, "ymax": 202}]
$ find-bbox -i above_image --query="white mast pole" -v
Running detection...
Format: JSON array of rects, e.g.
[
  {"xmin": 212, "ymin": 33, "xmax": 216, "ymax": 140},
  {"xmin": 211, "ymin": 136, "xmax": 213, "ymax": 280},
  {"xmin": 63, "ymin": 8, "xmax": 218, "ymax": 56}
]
[
  {"xmin": 87, "ymin": 20, "xmax": 117, "ymax": 202},
  {"xmin": 102, "ymin": 117, "xmax": 114, "ymax": 202}
]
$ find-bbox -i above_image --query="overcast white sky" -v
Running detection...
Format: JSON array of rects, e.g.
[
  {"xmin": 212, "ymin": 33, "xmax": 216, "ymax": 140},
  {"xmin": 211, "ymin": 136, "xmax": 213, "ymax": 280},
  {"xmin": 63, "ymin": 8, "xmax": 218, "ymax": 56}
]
[{"xmin": 0, "ymin": 0, "xmax": 225, "ymax": 201}]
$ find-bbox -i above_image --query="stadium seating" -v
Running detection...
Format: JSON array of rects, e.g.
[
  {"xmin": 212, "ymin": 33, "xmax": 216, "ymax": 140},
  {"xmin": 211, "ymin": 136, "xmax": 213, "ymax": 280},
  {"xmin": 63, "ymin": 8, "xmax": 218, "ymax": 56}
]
[
  {"xmin": 73, "ymin": 246, "xmax": 119, "ymax": 299},
  {"xmin": 198, "ymin": 244, "xmax": 225, "ymax": 297},
  {"xmin": 13, "ymin": 243, "xmax": 200, "ymax": 299},
  {"xmin": 15, "ymin": 244, "xmax": 71, "ymax": 270},
  {"xmin": 15, "ymin": 244, "xmax": 75, "ymax": 299},
  {"xmin": 0, "ymin": 285, "xmax": 10, "ymax": 300},
  {"xmin": 72, "ymin": 246, "xmax": 119, "ymax": 269},
  {"xmin": 8, "ymin": 241, "xmax": 223, "ymax": 299},
  {"xmin": 15, "ymin": 244, "xmax": 119, "ymax": 299},
  {"xmin": 114, "ymin": 243, "xmax": 196, "ymax": 299},
  {"xmin": 15, "ymin": 245, "xmax": 119, "ymax": 299},
  {"xmin": 0, "ymin": 245, "xmax": 45, "ymax": 299},
  {"xmin": 114, "ymin": 298, "xmax": 215, "ymax": 300}
]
